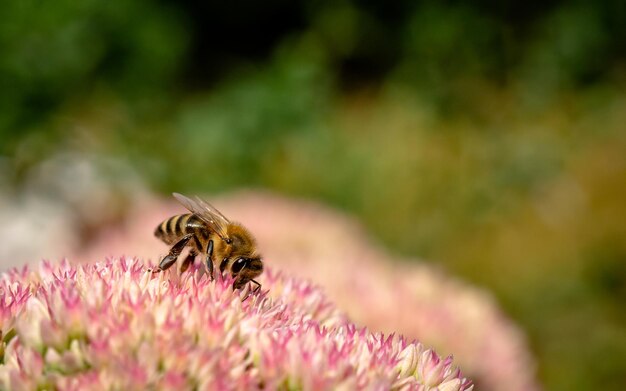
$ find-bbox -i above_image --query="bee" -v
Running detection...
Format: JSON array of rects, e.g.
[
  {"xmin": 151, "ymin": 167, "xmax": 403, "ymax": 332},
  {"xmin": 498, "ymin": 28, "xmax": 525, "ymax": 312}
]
[{"xmin": 152, "ymin": 193, "xmax": 263, "ymax": 291}]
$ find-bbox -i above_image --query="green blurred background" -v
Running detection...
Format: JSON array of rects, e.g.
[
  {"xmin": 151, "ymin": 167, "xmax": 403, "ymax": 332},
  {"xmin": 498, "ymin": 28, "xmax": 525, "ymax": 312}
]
[{"xmin": 1, "ymin": 0, "xmax": 625, "ymax": 389}]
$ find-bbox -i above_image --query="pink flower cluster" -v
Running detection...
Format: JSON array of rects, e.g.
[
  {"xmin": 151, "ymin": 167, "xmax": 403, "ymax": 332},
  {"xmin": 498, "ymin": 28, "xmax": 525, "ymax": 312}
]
[
  {"xmin": 78, "ymin": 192, "xmax": 536, "ymax": 390},
  {"xmin": 0, "ymin": 258, "xmax": 473, "ymax": 390}
]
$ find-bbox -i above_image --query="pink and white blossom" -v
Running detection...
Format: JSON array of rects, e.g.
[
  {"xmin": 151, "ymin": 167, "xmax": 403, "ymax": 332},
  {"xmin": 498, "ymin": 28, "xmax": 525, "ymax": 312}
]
[
  {"xmin": 0, "ymin": 258, "xmax": 472, "ymax": 391},
  {"xmin": 77, "ymin": 191, "xmax": 538, "ymax": 390}
]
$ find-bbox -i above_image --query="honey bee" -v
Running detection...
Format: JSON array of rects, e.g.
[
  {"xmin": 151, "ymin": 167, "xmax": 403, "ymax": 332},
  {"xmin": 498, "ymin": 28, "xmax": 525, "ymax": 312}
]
[{"xmin": 152, "ymin": 193, "xmax": 263, "ymax": 291}]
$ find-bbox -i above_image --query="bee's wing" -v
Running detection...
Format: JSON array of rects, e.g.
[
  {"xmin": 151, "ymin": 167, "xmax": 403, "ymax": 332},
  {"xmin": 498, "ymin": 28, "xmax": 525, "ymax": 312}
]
[{"xmin": 173, "ymin": 193, "xmax": 230, "ymax": 240}]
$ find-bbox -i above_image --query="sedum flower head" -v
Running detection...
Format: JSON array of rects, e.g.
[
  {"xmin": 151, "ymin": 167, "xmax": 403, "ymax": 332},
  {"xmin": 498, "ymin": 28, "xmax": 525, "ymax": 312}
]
[
  {"xmin": 73, "ymin": 191, "xmax": 539, "ymax": 390},
  {"xmin": 0, "ymin": 258, "xmax": 473, "ymax": 391}
]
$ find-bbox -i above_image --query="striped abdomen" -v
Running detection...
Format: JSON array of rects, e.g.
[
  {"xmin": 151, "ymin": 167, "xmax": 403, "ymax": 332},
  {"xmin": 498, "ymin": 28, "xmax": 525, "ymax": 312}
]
[{"xmin": 154, "ymin": 214, "xmax": 210, "ymax": 251}]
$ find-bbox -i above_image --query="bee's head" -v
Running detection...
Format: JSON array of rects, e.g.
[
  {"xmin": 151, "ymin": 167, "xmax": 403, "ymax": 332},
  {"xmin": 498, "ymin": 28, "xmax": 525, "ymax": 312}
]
[
  {"xmin": 222, "ymin": 223, "xmax": 262, "ymax": 289},
  {"xmin": 231, "ymin": 256, "xmax": 263, "ymax": 289}
]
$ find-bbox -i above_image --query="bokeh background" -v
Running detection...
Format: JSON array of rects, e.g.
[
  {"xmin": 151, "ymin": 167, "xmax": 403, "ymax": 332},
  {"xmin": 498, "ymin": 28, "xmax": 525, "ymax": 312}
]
[{"xmin": 1, "ymin": 1, "xmax": 625, "ymax": 390}]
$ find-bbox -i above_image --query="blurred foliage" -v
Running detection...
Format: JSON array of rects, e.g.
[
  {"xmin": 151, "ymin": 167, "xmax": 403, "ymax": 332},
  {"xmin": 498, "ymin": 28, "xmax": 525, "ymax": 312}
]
[
  {"xmin": 1, "ymin": 0, "xmax": 626, "ymax": 390},
  {"xmin": 0, "ymin": 0, "xmax": 187, "ymax": 182}
]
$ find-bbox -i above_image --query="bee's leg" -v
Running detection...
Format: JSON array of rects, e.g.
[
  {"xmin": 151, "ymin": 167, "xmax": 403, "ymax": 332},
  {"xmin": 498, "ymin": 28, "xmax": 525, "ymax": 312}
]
[
  {"xmin": 180, "ymin": 249, "xmax": 198, "ymax": 274},
  {"xmin": 219, "ymin": 257, "xmax": 229, "ymax": 274},
  {"xmin": 152, "ymin": 234, "xmax": 193, "ymax": 273},
  {"xmin": 205, "ymin": 240, "xmax": 214, "ymax": 280},
  {"xmin": 238, "ymin": 279, "xmax": 262, "ymax": 302},
  {"xmin": 250, "ymin": 279, "xmax": 262, "ymax": 294}
]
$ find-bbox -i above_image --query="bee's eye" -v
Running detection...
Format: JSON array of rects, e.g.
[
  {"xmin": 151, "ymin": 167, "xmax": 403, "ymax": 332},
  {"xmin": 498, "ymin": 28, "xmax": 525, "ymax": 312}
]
[{"xmin": 231, "ymin": 258, "xmax": 247, "ymax": 274}]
